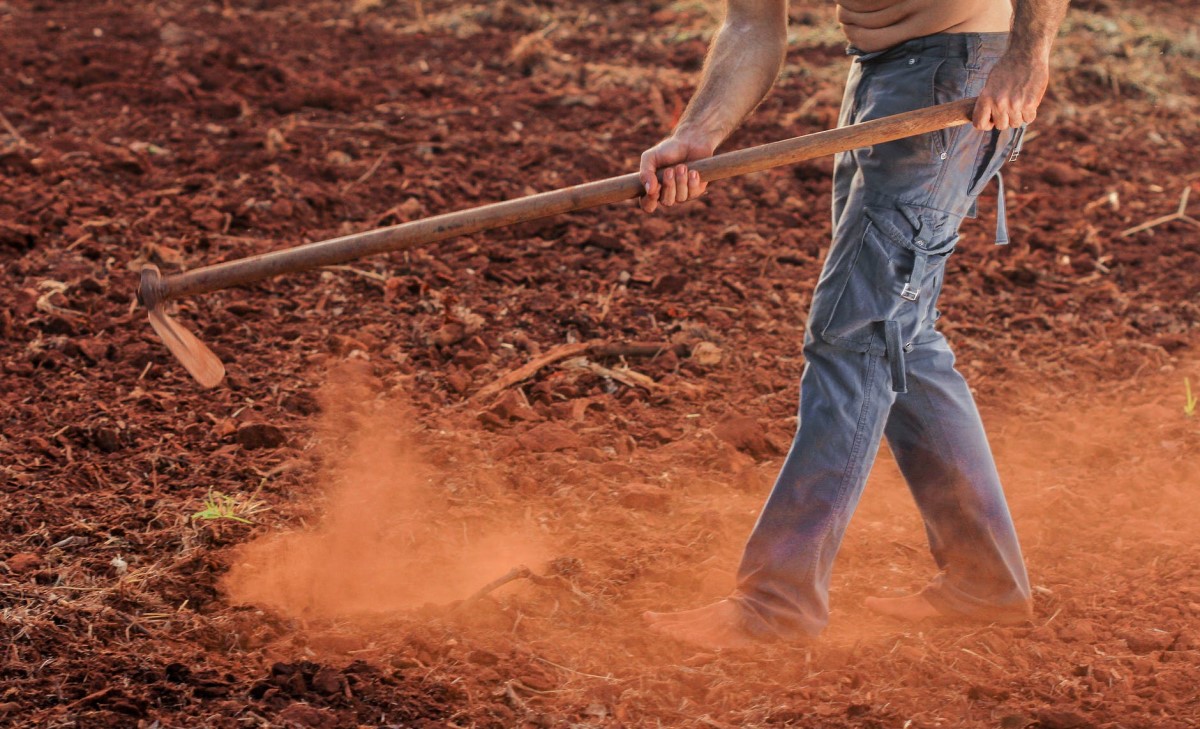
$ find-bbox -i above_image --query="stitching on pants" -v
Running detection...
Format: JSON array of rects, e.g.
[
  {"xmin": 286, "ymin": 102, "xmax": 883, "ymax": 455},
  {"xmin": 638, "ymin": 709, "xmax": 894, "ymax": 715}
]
[
  {"xmin": 807, "ymin": 352, "xmax": 880, "ymax": 583},
  {"xmin": 924, "ymin": 62, "xmax": 973, "ymax": 207}
]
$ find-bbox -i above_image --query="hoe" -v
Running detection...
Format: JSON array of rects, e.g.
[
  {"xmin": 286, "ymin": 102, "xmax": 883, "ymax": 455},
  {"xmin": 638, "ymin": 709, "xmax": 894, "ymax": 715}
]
[{"xmin": 138, "ymin": 98, "xmax": 978, "ymax": 388}]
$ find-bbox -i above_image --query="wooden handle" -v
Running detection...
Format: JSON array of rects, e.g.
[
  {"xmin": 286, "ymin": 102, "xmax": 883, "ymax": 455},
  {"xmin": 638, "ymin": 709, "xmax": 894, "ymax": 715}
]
[{"xmin": 161, "ymin": 97, "xmax": 976, "ymax": 301}]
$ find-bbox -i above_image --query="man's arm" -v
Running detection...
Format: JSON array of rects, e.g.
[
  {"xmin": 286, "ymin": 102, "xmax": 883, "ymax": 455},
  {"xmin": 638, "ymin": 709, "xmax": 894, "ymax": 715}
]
[
  {"xmin": 640, "ymin": 0, "xmax": 788, "ymax": 213},
  {"xmin": 973, "ymin": 0, "xmax": 1070, "ymax": 131}
]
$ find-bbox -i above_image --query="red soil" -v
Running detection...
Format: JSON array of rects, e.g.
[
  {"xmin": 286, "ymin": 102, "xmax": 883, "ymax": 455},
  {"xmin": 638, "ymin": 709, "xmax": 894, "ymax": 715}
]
[{"xmin": 2, "ymin": 0, "xmax": 1199, "ymax": 726}]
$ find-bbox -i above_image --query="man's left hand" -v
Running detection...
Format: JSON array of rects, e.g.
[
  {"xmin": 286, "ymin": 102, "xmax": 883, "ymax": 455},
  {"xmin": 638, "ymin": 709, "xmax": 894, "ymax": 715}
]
[{"xmin": 972, "ymin": 55, "xmax": 1050, "ymax": 131}]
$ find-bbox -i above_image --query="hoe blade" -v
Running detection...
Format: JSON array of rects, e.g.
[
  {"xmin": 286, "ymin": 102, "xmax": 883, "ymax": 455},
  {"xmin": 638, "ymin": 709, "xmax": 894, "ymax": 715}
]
[{"xmin": 147, "ymin": 307, "xmax": 225, "ymax": 389}]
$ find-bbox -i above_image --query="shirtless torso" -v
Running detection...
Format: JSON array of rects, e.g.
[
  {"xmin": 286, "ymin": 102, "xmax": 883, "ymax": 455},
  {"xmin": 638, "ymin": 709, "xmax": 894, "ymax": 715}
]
[
  {"xmin": 639, "ymin": 0, "xmax": 1068, "ymax": 211},
  {"xmin": 838, "ymin": 0, "xmax": 1014, "ymax": 51}
]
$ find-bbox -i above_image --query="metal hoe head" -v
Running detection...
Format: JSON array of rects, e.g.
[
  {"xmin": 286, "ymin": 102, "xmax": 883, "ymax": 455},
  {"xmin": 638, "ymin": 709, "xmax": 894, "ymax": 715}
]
[{"xmin": 139, "ymin": 265, "xmax": 226, "ymax": 388}]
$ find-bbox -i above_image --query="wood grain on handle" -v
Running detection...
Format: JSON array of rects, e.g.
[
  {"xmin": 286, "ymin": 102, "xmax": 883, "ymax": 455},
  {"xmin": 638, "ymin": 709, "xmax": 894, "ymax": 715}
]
[{"xmin": 162, "ymin": 98, "xmax": 976, "ymax": 301}]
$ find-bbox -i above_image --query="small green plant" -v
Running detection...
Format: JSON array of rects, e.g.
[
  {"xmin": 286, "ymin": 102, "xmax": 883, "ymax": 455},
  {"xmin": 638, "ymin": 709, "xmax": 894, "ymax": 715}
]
[
  {"xmin": 1185, "ymin": 377, "xmax": 1198, "ymax": 418},
  {"xmin": 191, "ymin": 486, "xmax": 269, "ymax": 525}
]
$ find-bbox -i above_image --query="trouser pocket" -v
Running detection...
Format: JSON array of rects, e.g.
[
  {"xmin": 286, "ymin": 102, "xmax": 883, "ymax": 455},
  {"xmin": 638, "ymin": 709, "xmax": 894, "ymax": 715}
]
[
  {"xmin": 964, "ymin": 125, "xmax": 1025, "ymax": 244},
  {"xmin": 968, "ymin": 126, "xmax": 1022, "ymax": 198},
  {"xmin": 811, "ymin": 203, "xmax": 958, "ymax": 390}
]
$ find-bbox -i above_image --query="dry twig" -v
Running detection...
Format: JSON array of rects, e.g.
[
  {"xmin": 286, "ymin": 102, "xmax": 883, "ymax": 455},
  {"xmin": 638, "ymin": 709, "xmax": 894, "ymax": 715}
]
[
  {"xmin": 532, "ymin": 655, "xmax": 620, "ymax": 682},
  {"xmin": 472, "ymin": 342, "xmax": 591, "ymax": 403},
  {"xmin": 460, "ymin": 565, "xmax": 536, "ymax": 607},
  {"xmin": 1120, "ymin": 186, "xmax": 1199, "ymax": 236},
  {"xmin": 0, "ymin": 109, "xmax": 27, "ymax": 146},
  {"xmin": 322, "ymin": 264, "xmax": 389, "ymax": 283},
  {"xmin": 472, "ymin": 341, "xmax": 688, "ymax": 403},
  {"xmin": 564, "ymin": 357, "xmax": 661, "ymax": 392},
  {"xmin": 455, "ymin": 564, "xmax": 600, "ymax": 614},
  {"xmin": 36, "ymin": 281, "xmax": 88, "ymax": 321},
  {"xmin": 62, "ymin": 686, "xmax": 116, "ymax": 711},
  {"xmin": 341, "ymin": 151, "xmax": 389, "ymax": 194}
]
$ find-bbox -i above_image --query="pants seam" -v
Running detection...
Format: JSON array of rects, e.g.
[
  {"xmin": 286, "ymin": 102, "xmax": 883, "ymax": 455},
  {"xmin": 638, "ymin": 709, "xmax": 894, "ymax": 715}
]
[{"xmin": 808, "ymin": 352, "xmax": 881, "ymax": 582}]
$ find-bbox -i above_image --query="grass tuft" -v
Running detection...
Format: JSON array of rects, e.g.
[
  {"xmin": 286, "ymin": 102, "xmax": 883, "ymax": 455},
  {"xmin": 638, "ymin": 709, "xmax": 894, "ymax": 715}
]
[{"xmin": 191, "ymin": 485, "xmax": 270, "ymax": 525}]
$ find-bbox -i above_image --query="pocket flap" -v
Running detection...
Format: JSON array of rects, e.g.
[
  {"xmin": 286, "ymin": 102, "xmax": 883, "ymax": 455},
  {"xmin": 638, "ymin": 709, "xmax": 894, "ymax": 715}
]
[{"xmin": 864, "ymin": 204, "xmax": 959, "ymax": 257}]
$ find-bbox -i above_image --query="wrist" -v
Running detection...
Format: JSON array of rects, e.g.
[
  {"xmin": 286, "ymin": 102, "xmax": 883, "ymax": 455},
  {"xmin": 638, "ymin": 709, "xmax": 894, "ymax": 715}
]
[
  {"xmin": 671, "ymin": 123, "xmax": 721, "ymax": 155},
  {"xmin": 1004, "ymin": 38, "xmax": 1053, "ymax": 66}
]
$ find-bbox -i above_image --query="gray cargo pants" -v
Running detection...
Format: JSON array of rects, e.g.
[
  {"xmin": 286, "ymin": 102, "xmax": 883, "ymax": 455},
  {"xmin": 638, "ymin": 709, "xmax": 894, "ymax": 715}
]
[{"xmin": 732, "ymin": 32, "xmax": 1032, "ymax": 638}]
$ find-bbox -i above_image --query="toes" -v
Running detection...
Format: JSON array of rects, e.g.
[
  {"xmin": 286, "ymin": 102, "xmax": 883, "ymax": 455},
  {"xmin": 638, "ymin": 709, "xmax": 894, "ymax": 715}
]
[{"xmin": 649, "ymin": 617, "xmax": 756, "ymax": 651}]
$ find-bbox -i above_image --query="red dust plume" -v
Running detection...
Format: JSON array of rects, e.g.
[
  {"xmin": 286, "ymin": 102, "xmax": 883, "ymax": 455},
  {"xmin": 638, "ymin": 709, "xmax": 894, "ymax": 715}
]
[{"xmin": 222, "ymin": 366, "xmax": 546, "ymax": 619}]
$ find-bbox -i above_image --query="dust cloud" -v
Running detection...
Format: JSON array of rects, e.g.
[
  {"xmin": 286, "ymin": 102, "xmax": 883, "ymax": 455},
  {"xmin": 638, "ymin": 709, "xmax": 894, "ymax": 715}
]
[{"xmin": 222, "ymin": 365, "xmax": 546, "ymax": 619}]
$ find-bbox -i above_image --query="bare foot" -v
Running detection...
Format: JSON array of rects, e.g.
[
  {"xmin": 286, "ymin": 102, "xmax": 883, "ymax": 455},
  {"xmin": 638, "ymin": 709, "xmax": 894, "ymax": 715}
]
[
  {"xmin": 643, "ymin": 599, "xmax": 759, "ymax": 650},
  {"xmin": 866, "ymin": 593, "xmax": 1032, "ymax": 625}
]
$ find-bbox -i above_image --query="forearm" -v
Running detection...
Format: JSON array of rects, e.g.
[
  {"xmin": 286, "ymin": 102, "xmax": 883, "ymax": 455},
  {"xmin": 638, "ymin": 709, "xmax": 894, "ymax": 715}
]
[
  {"xmin": 1005, "ymin": 0, "xmax": 1070, "ymax": 63},
  {"xmin": 673, "ymin": 6, "xmax": 788, "ymax": 150},
  {"xmin": 972, "ymin": 0, "xmax": 1068, "ymax": 129},
  {"xmin": 638, "ymin": 0, "xmax": 787, "ymax": 212}
]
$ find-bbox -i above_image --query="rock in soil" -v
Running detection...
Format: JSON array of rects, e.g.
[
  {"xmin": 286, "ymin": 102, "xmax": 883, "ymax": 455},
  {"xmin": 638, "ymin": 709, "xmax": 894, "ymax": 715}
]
[
  {"xmin": 236, "ymin": 423, "xmax": 288, "ymax": 450},
  {"xmin": 516, "ymin": 422, "xmax": 583, "ymax": 453},
  {"xmin": 713, "ymin": 416, "xmax": 778, "ymax": 460},
  {"xmin": 4, "ymin": 553, "xmax": 44, "ymax": 574}
]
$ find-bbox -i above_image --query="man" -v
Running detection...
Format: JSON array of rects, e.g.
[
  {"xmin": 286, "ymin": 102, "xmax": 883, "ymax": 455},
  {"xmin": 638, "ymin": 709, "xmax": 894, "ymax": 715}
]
[{"xmin": 639, "ymin": 0, "xmax": 1070, "ymax": 649}]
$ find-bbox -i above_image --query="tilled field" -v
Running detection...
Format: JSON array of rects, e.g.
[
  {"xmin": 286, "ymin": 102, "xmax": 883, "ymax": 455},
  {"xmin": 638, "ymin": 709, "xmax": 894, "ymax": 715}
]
[{"xmin": 2, "ymin": 0, "xmax": 1200, "ymax": 727}]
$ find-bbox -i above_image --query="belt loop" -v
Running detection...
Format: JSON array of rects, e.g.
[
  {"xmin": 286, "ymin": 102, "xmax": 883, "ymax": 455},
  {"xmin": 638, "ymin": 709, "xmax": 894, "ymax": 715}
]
[
  {"xmin": 884, "ymin": 321, "xmax": 907, "ymax": 394},
  {"xmin": 994, "ymin": 171, "xmax": 1009, "ymax": 246},
  {"xmin": 901, "ymin": 250, "xmax": 929, "ymax": 301}
]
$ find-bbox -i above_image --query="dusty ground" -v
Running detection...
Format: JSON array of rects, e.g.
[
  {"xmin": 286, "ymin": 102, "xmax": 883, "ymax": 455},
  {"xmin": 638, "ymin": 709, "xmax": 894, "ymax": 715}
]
[{"xmin": 2, "ymin": 0, "xmax": 1200, "ymax": 726}]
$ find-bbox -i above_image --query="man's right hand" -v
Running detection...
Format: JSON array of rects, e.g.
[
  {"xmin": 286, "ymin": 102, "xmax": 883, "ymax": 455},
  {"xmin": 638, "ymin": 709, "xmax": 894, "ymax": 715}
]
[{"xmin": 639, "ymin": 135, "xmax": 715, "ymax": 213}]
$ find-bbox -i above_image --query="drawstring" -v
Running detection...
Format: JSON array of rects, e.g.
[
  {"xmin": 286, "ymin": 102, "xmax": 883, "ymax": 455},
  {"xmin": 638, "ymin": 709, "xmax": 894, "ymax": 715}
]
[
  {"xmin": 884, "ymin": 320, "xmax": 907, "ymax": 393},
  {"xmin": 892, "ymin": 247, "xmax": 930, "ymax": 392},
  {"xmin": 994, "ymin": 126, "xmax": 1025, "ymax": 246},
  {"xmin": 994, "ymin": 171, "xmax": 1008, "ymax": 246}
]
